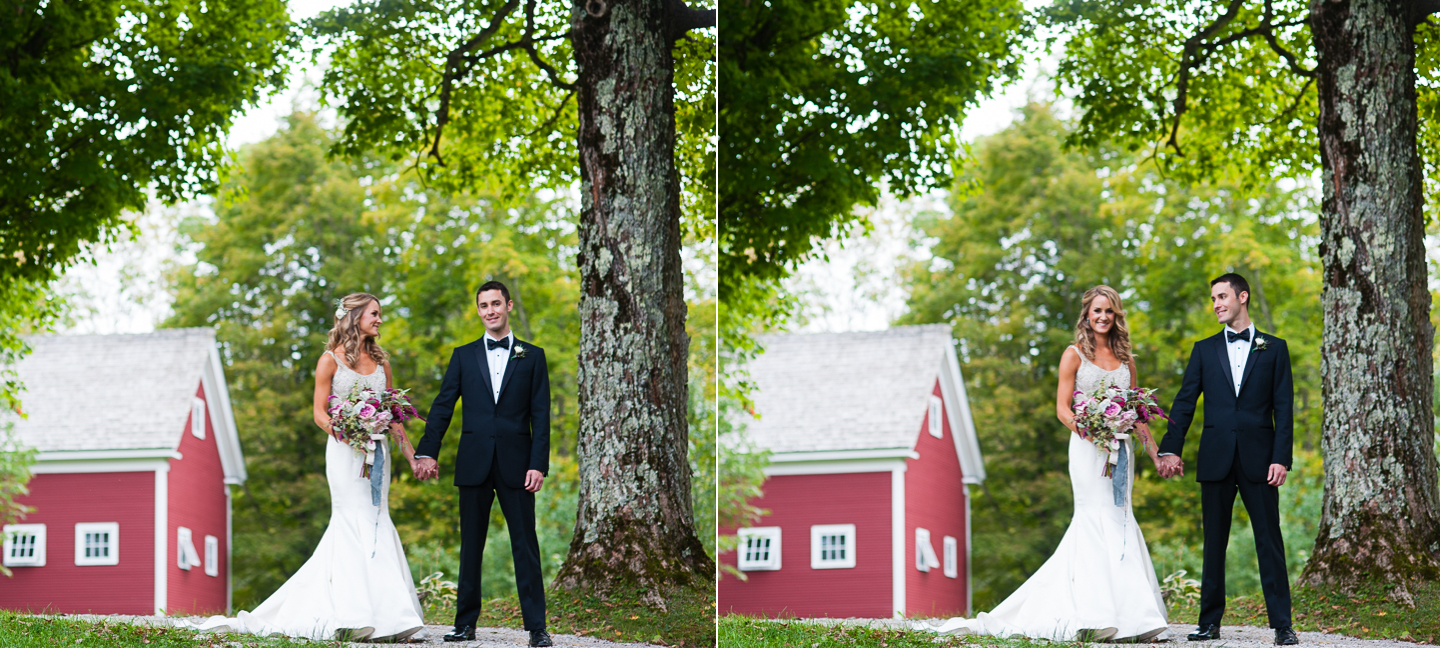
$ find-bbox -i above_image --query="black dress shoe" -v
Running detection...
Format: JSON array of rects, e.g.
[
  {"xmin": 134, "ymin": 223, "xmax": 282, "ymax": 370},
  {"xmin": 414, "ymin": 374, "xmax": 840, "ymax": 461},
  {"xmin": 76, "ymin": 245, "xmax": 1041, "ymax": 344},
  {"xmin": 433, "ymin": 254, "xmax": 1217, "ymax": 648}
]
[
  {"xmin": 530, "ymin": 629, "xmax": 554, "ymax": 647},
  {"xmin": 1275, "ymin": 627, "xmax": 1299, "ymax": 645},
  {"xmin": 444, "ymin": 625, "xmax": 476, "ymax": 642},
  {"xmin": 1187, "ymin": 624, "xmax": 1221, "ymax": 641}
]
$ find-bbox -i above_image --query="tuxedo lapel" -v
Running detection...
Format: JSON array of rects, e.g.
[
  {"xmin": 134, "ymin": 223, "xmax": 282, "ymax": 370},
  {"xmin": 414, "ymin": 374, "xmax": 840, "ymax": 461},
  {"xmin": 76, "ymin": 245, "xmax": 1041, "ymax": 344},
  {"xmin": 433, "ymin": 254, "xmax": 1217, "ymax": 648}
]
[
  {"xmin": 473, "ymin": 340, "xmax": 495, "ymax": 400},
  {"xmin": 496, "ymin": 338, "xmax": 523, "ymax": 402},
  {"xmin": 1213, "ymin": 333, "xmax": 1234, "ymax": 391},
  {"xmin": 1237, "ymin": 330, "xmax": 1263, "ymax": 395}
]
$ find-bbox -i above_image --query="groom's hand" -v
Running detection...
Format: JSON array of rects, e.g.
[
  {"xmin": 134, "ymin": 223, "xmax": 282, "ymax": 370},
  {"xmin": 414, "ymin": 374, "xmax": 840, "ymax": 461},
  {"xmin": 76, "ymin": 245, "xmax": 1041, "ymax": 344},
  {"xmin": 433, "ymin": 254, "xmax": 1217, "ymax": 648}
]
[
  {"xmin": 524, "ymin": 470, "xmax": 545, "ymax": 493},
  {"xmin": 1267, "ymin": 463, "xmax": 1288, "ymax": 486},
  {"xmin": 414, "ymin": 457, "xmax": 439, "ymax": 481},
  {"xmin": 1156, "ymin": 455, "xmax": 1183, "ymax": 478}
]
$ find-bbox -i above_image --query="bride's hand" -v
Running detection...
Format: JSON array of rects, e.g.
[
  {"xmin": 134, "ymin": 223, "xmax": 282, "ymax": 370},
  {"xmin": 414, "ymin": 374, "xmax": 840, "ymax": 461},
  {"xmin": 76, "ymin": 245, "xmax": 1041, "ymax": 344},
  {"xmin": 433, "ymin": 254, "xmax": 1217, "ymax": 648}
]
[{"xmin": 325, "ymin": 419, "xmax": 343, "ymax": 441}]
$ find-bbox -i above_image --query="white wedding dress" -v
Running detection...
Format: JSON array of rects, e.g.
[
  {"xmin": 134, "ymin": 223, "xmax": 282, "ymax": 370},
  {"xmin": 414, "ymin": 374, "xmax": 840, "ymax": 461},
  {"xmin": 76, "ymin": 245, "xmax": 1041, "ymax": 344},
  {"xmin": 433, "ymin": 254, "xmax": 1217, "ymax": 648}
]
[
  {"xmin": 927, "ymin": 347, "xmax": 1168, "ymax": 641},
  {"xmin": 193, "ymin": 351, "xmax": 425, "ymax": 641}
]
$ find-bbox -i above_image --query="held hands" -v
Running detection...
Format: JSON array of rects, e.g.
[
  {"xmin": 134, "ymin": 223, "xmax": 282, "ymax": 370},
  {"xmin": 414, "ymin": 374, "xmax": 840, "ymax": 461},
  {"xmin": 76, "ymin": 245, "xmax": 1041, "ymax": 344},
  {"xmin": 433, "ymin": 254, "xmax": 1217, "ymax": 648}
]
[
  {"xmin": 413, "ymin": 457, "xmax": 439, "ymax": 481},
  {"xmin": 1155, "ymin": 454, "xmax": 1184, "ymax": 479}
]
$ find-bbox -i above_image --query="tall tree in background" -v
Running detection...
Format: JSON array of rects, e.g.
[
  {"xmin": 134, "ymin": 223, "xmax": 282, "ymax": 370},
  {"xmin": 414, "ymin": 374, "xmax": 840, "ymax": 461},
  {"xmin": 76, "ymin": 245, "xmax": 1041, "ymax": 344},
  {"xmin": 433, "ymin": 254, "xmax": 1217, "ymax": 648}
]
[
  {"xmin": 553, "ymin": 0, "xmax": 716, "ymax": 594},
  {"xmin": 1048, "ymin": 0, "xmax": 1440, "ymax": 593},
  {"xmin": 310, "ymin": 0, "xmax": 716, "ymax": 594}
]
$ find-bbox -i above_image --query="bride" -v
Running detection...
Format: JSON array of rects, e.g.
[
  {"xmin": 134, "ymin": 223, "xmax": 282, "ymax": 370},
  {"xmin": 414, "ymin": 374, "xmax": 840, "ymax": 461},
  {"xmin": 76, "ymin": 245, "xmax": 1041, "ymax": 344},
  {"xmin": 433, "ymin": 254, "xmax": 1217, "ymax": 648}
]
[
  {"xmin": 927, "ymin": 285, "xmax": 1169, "ymax": 641},
  {"xmin": 195, "ymin": 293, "xmax": 426, "ymax": 641}
]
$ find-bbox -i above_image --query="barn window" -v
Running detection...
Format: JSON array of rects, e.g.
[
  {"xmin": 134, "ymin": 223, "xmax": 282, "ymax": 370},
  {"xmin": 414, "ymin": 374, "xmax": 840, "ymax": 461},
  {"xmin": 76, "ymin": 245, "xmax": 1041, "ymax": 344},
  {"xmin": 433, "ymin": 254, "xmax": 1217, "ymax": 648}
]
[
  {"xmin": 191, "ymin": 397, "xmax": 207, "ymax": 439},
  {"xmin": 74, "ymin": 522, "xmax": 120, "ymax": 566},
  {"xmin": 943, "ymin": 535, "xmax": 958, "ymax": 578},
  {"xmin": 2, "ymin": 524, "xmax": 46, "ymax": 568},
  {"xmin": 928, "ymin": 395, "xmax": 944, "ymax": 439},
  {"xmin": 915, "ymin": 528, "xmax": 940, "ymax": 572},
  {"xmin": 736, "ymin": 527, "xmax": 781, "ymax": 571},
  {"xmin": 177, "ymin": 527, "xmax": 202, "ymax": 571},
  {"xmin": 810, "ymin": 524, "xmax": 856, "ymax": 569},
  {"xmin": 204, "ymin": 535, "xmax": 219, "ymax": 577}
]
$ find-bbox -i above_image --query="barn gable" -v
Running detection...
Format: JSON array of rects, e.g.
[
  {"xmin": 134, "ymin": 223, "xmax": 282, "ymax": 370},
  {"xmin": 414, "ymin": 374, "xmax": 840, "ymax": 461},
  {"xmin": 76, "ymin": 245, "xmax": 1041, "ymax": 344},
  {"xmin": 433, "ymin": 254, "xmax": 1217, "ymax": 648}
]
[
  {"xmin": 742, "ymin": 325, "xmax": 984, "ymax": 482},
  {"xmin": 4, "ymin": 329, "xmax": 245, "ymax": 484}
]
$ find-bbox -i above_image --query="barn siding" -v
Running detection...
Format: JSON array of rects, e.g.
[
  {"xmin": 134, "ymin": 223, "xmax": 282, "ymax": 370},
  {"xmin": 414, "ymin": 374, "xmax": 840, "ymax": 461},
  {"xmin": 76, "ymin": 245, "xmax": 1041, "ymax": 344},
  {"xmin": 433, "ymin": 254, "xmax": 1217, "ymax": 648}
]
[
  {"xmin": 719, "ymin": 471, "xmax": 892, "ymax": 618},
  {"xmin": 166, "ymin": 383, "xmax": 229, "ymax": 615},
  {"xmin": 0, "ymin": 472, "xmax": 155, "ymax": 614},
  {"xmin": 905, "ymin": 379, "xmax": 969, "ymax": 617}
]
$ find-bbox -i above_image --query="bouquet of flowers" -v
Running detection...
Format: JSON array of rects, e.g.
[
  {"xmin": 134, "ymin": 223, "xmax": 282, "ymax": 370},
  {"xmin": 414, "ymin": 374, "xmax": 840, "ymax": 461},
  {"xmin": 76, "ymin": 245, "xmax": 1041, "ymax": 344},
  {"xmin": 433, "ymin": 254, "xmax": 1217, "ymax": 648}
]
[
  {"xmin": 1071, "ymin": 383, "xmax": 1169, "ymax": 478},
  {"xmin": 326, "ymin": 385, "xmax": 423, "ymax": 478}
]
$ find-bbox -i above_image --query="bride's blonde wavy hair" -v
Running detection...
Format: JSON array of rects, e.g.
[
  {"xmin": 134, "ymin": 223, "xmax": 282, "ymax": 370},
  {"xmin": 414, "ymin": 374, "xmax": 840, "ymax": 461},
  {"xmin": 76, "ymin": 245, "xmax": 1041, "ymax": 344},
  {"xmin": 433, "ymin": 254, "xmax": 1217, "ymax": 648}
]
[
  {"xmin": 1073, "ymin": 285, "xmax": 1132, "ymax": 364},
  {"xmin": 327, "ymin": 292, "xmax": 389, "ymax": 369}
]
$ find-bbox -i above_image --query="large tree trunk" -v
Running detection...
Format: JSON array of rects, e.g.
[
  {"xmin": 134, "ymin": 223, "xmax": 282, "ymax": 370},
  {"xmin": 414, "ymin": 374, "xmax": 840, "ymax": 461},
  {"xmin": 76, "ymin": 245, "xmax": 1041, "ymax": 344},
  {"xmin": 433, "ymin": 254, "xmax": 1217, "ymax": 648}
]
[
  {"xmin": 1302, "ymin": 0, "xmax": 1440, "ymax": 599},
  {"xmin": 554, "ymin": 0, "xmax": 714, "ymax": 599}
]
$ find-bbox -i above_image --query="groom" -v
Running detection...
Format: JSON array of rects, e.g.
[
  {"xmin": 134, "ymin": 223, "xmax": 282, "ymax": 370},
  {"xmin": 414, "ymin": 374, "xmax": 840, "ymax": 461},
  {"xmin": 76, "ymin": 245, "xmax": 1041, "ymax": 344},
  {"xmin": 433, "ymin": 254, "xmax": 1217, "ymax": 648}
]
[
  {"xmin": 1157, "ymin": 273, "xmax": 1297, "ymax": 646},
  {"xmin": 413, "ymin": 280, "xmax": 552, "ymax": 646}
]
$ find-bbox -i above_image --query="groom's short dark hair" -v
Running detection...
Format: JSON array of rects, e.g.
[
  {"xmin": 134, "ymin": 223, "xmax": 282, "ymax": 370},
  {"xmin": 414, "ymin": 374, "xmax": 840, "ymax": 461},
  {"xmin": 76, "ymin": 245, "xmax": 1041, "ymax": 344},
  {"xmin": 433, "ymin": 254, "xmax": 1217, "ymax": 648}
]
[
  {"xmin": 476, "ymin": 280, "xmax": 512, "ymax": 304},
  {"xmin": 1210, "ymin": 273, "xmax": 1250, "ymax": 303}
]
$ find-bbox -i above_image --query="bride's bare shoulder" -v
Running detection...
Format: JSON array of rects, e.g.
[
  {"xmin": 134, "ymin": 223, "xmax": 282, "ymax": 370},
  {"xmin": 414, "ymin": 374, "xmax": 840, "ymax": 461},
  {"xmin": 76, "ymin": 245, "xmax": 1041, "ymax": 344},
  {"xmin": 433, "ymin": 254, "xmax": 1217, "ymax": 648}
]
[{"xmin": 316, "ymin": 349, "xmax": 339, "ymax": 373}]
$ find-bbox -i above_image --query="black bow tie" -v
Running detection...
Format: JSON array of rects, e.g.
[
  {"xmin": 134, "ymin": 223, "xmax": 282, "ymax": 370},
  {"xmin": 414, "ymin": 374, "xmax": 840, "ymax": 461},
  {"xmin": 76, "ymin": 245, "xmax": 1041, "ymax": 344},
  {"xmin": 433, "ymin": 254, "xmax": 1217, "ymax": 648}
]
[
  {"xmin": 1227, "ymin": 329, "xmax": 1251, "ymax": 343},
  {"xmin": 486, "ymin": 337, "xmax": 511, "ymax": 351}
]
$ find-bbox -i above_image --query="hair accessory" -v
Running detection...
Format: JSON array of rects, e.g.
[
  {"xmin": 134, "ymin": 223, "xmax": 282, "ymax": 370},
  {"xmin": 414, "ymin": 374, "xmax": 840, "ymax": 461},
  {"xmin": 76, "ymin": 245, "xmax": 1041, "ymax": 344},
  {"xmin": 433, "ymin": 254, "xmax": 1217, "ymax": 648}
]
[{"xmin": 334, "ymin": 298, "xmax": 350, "ymax": 320}]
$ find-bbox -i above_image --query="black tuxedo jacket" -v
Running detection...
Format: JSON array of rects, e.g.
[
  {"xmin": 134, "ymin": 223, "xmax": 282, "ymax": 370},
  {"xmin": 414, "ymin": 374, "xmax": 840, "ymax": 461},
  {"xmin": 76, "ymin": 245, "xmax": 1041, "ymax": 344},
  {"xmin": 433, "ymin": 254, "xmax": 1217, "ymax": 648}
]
[
  {"xmin": 1159, "ymin": 330, "xmax": 1294, "ymax": 483},
  {"xmin": 415, "ymin": 337, "xmax": 551, "ymax": 488}
]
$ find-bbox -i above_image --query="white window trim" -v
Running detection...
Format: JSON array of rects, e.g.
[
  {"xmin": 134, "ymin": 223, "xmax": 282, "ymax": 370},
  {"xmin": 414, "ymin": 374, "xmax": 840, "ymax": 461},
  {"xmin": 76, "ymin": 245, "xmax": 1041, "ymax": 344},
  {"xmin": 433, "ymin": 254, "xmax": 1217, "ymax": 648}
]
[
  {"xmin": 915, "ymin": 527, "xmax": 940, "ymax": 572},
  {"xmin": 736, "ymin": 526, "xmax": 782, "ymax": 572},
  {"xmin": 810, "ymin": 523, "xmax": 857, "ymax": 569},
  {"xmin": 177, "ymin": 526, "xmax": 202, "ymax": 570},
  {"xmin": 204, "ymin": 535, "xmax": 219, "ymax": 577},
  {"xmin": 943, "ymin": 535, "xmax": 958, "ymax": 579},
  {"xmin": 74, "ymin": 522, "xmax": 120, "ymax": 566},
  {"xmin": 928, "ymin": 395, "xmax": 944, "ymax": 438},
  {"xmin": 191, "ymin": 397, "xmax": 207, "ymax": 439},
  {"xmin": 3, "ymin": 523, "xmax": 46, "ymax": 567}
]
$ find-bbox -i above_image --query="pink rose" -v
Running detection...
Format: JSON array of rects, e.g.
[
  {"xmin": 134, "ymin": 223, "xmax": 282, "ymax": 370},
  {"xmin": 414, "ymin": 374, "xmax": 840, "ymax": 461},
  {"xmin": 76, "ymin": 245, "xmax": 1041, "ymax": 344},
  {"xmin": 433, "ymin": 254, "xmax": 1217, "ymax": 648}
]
[
  {"xmin": 359, "ymin": 404, "xmax": 377, "ymax": 419},
  {"xmin": 1104, "ymin": 402, "xmax": 1122, "ymax": 417}
]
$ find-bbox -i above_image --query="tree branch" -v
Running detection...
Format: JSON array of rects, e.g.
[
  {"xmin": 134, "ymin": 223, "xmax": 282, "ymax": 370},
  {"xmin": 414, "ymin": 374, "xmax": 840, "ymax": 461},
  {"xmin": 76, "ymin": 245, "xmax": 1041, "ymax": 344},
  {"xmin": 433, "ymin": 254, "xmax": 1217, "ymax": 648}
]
[
  {"xmin": 431, "ymin": 0, "xmax": 522, "ymax": 163},
  {"xmin": 1169, "ymin": 0, "xmax": 1247, "ymax": 153},
  {"xmin": 667, "ymin": 0, "xmax": 716, "ymax": 41}
]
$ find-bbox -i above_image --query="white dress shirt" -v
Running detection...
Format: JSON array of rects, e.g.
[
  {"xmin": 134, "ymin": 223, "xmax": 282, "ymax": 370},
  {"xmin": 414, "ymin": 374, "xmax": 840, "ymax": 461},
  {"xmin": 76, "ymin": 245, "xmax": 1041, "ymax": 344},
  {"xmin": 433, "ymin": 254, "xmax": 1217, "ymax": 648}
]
[
  {"xmin": 484, "ymin": 331, "xmax": 514, "ymax": 403},
  {"xmin": 1224, "ymin": 323, "xmax": 1255, "ymax": 396}
]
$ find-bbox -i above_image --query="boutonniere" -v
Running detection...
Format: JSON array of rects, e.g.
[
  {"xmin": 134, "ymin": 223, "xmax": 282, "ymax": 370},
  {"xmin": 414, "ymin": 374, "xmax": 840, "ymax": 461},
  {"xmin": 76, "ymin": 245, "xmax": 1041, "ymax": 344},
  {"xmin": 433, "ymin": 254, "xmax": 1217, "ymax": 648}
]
[
  {"xmin": 1252, "ymin": 335, "xmax": 1269, "ymax": 353},
  {"xmin": 511, "ymin": 343, "xmax": 528, "ymax": 360}
]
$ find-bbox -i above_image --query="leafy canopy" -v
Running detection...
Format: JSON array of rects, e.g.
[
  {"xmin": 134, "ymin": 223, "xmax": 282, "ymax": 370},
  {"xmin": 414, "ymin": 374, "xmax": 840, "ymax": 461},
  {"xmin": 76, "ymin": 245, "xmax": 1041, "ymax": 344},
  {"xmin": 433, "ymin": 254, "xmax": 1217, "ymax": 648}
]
[
  {"xmin": 307, "ymin": 0, "xmax": 715, "ymax": 240},
  {"xmin": 0, "ymin": 0, "xmax": 291, "ymax": 287},
  {"xmin": 718, "ymin": 0, "xmax": 1025, "ymax": 302}
]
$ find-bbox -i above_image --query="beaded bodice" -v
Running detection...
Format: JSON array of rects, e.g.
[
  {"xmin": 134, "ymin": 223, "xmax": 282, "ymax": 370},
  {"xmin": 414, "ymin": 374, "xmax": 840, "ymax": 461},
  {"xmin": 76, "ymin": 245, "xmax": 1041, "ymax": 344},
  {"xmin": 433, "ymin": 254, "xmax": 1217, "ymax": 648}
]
[
  {"xmin": 328, "ymin": 350, "xmax": 386, "ymax": 397},
  {"xmin": 1071, "ymin": 345, "xmax": 1130, "ymax": 400}
]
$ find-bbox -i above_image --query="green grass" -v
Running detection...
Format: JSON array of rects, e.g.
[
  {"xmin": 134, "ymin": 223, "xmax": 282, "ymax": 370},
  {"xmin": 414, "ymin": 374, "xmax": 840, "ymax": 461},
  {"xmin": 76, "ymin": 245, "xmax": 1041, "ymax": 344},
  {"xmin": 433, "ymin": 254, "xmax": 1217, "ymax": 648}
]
[
  {"xmin": 719, "ymin": 616, "xmax": 1059, "ymax": 648},
  {"xmin": 1166, "ymin": 581, "xmax": 1440, "ymax": 644},
  {"xmin": 428, "ymin": 584, "xmax": 716, "ymax": 648},
  {"xmin": 0, "ymin": 610, "xmax": 327, "ymax": 647}
]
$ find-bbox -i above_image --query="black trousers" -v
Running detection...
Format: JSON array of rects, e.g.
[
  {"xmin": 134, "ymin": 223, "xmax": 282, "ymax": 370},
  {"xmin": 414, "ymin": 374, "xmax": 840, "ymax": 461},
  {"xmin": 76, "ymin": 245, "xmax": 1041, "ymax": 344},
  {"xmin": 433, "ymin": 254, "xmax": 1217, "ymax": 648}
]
[
  {"xmin": 1198, "ymin": 448, "xmax": 1292, "ymax": 629},
  {"xmin": 455, "ymin": 451, "xmax": 546, "ymax": 631}
]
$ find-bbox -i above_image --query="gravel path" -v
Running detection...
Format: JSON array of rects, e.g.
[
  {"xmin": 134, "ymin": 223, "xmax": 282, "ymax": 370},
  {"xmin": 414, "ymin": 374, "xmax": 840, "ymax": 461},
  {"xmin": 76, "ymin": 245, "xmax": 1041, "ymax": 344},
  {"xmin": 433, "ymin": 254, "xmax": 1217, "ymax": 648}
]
[
  {"xmin": 816, "ymin": 618, "xmax": 1426, "ymax": 648},
  {"xmin": 61, "ymin": 616, "xmax": 659, "ymax": 647}
]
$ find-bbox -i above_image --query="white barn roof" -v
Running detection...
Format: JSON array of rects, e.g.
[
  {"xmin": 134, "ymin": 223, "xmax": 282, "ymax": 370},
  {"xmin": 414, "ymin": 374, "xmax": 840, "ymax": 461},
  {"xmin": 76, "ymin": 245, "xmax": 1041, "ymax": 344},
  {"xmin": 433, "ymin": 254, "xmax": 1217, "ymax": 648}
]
[
  {"xmin": 742, "ymin": 324, "xmax": 985, "ymax": 483},
  {"xmin": 3, "ymin": 329, "xmax": 246, "ymax": 484}
]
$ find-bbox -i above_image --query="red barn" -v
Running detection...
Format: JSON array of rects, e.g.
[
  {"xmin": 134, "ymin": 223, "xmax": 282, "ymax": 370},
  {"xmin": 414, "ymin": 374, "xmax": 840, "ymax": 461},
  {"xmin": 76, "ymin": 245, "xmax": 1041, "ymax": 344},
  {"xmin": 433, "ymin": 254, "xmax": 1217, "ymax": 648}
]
[
  {"xmin": 1, "ymin": 329, "xmax": 245, "ymax": 616},
  {"xmin": 720, "ymin": 325, "xmax": 986, "ymax": 619}
]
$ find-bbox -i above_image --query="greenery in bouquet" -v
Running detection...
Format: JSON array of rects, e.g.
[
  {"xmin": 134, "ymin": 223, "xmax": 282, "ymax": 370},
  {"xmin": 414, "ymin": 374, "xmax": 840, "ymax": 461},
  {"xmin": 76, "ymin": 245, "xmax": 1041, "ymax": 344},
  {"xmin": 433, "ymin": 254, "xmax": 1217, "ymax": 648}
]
[
  {"xmin": 1071, "ymin": 384, "xmax": 1169, "ymax": 476},
  {"xmin": 326, "ymin": 385, "xmax": 422, "ymax": 454}
]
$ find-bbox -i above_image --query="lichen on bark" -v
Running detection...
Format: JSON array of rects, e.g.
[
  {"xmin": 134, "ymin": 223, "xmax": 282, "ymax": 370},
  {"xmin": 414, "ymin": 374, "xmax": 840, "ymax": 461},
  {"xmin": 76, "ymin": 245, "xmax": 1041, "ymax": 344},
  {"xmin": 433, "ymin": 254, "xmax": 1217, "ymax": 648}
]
[
  {"xmin": 1302, "ymin": 0, "xmax": 1440, "ymax": 598},
  {"xmin": 553, "ymin": 0, "xmax": 714, "ymax": 600}
]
